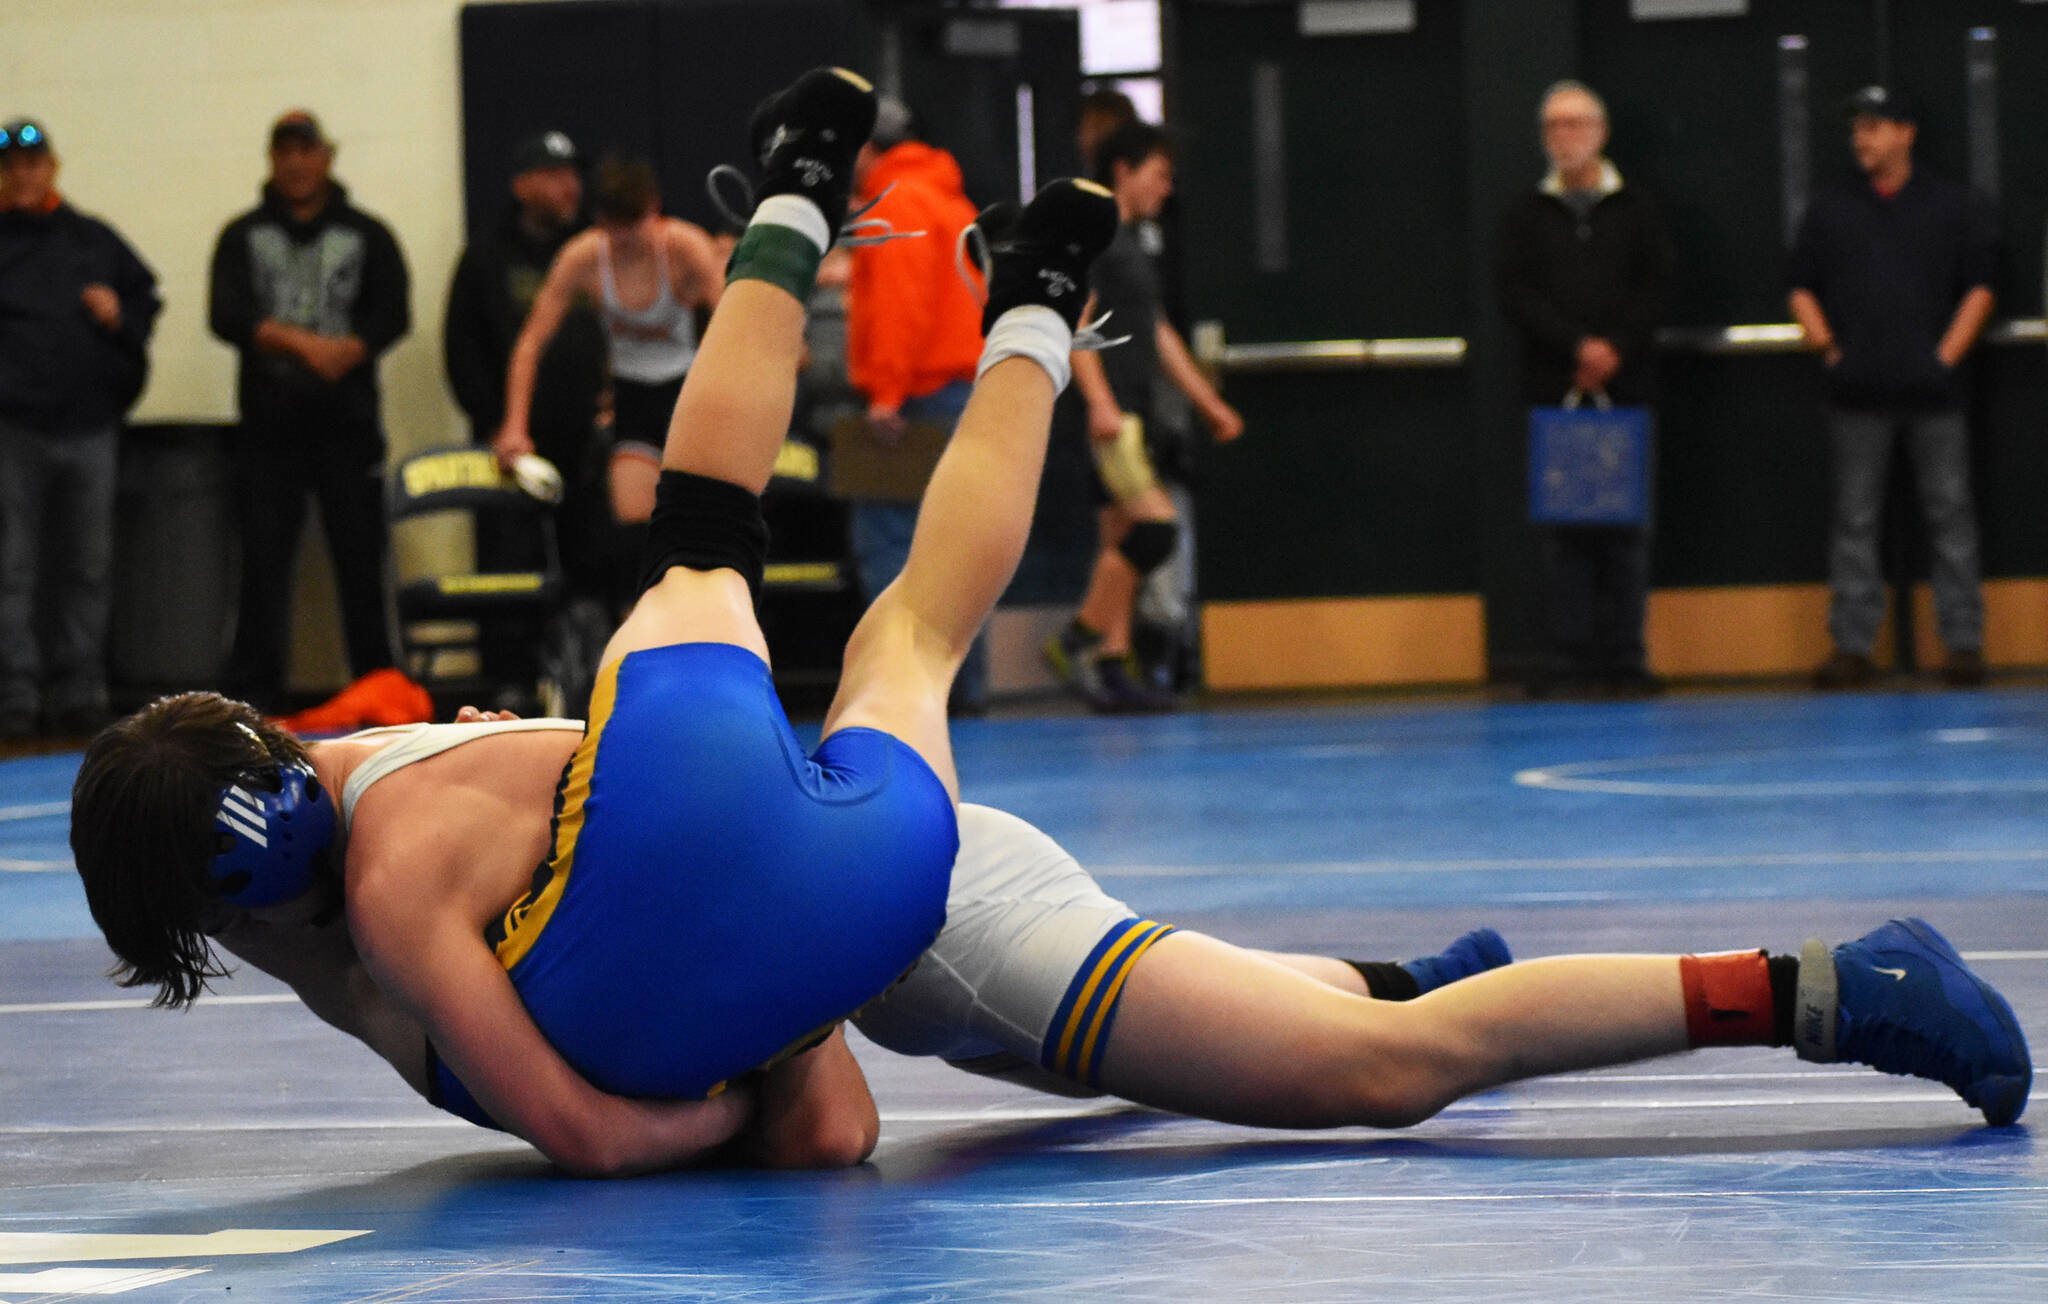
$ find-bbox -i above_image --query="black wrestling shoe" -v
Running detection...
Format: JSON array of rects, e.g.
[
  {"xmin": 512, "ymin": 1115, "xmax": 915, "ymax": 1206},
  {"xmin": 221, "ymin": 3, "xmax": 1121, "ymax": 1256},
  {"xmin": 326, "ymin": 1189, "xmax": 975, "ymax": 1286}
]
[
  {"xmin": 747, "ymin": 67, "xmax": 877, "ymax": 236},
  {"xmin": 971, "ymin": 179, "xmax": 1120, "ymax": 333}
]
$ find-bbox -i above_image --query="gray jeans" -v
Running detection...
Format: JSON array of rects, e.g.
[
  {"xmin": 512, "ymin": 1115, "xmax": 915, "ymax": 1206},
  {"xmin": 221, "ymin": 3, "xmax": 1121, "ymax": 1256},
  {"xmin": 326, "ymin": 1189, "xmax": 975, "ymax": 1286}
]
[
  {"xmin": 1826, "ymin": 404, "xmax": 1983, "ymax": 657},
  {"xmin": 0, "ymin": 417, "xmax": 118, "ymax": 719}
]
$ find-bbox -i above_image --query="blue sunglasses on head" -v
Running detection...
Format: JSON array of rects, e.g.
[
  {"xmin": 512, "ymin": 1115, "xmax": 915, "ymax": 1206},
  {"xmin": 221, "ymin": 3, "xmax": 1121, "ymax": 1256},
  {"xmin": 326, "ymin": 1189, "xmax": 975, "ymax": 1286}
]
[{"xmin": 0, "ymin": 123, "xmax": 46, "ymax": 152}]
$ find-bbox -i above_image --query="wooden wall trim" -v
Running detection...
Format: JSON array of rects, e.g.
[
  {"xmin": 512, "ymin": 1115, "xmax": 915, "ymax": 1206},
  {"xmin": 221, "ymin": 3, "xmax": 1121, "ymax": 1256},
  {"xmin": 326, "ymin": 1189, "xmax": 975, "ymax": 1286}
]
[
  {"xmin": 1202, "ymin": 595, "xmax": 1488, "ymax": 689},
  {"xmin": 1198, "ymin": 580, "xmax": 2048, "ymax": 689}
]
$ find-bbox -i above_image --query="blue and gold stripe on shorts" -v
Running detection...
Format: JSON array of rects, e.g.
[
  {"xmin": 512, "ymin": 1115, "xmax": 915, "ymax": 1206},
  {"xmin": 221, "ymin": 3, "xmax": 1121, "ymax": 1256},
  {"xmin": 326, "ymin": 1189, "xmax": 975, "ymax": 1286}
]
[
  {"xmin": 486, "ymin": 656, "xmax": 623, "ymax": 968},
  {"xmin": 1039, "ymin": 918, "xmax": 1177, "ymax": 1089}
]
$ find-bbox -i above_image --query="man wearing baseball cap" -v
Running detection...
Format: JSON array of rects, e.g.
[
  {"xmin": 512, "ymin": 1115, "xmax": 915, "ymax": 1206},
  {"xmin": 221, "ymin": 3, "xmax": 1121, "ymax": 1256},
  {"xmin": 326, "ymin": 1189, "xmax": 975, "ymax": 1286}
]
[
  {"xmin": 0, "ymin": 118, "xmax": 161, "ymax": 740},
  {"xmin": 207, "ymin": 110, "xmax": 411, "ymax": 713},
  {"xmin": 443, "ymin": 130, "xmax": 610, "ymax": 706},
  {"xmin": 1790, "ymin": 86, "xmax": 1998, "ymax": 690}
]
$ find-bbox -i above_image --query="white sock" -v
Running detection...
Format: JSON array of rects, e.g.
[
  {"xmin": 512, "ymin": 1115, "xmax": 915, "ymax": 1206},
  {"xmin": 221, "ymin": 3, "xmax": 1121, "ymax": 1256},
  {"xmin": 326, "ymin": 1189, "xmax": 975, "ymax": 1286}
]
[
  {"xmin": 751, "ymin": 194, "xmax": 832, "ymax": 254},
  {"xmin": 977, "ymin": 305, "xmax": 1074, "ymax": 393}
]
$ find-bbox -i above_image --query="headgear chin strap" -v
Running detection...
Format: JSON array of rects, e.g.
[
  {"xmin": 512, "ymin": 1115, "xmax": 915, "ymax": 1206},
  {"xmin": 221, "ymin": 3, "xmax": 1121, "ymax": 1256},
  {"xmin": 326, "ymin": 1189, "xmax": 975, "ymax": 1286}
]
[{"xmin": 207, "ymin": 761, "xmax": 338, "ymax": 908}]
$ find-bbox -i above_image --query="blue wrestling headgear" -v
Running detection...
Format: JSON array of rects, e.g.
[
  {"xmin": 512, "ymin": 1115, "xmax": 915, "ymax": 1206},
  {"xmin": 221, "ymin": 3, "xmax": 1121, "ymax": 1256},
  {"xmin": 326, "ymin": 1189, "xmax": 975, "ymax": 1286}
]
[{"xmin": 207, "ymin": 758, "xmax": 337, "ymax": 908}]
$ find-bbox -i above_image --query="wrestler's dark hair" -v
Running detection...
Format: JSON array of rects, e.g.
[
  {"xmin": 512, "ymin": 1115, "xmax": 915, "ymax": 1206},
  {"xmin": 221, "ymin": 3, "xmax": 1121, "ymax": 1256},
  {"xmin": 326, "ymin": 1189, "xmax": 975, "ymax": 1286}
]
[
  {"xmin": 1091, "ymin": 120, "xmax": 1172, "ymax": 187},
  {"xmin": 1078, "ymin": 89, "xmax": 1137, "ymax": 174},
  {"xmin": 70, "ymin": 692, "xmax": 307, "ymax": 1009},
  {"xmin": 1079, "ymin": 87, "xmax": 1138, "ymax": 129},
  {"xmin": 593, "ymin": 155, "xmax": 661, "ymax": 225}
]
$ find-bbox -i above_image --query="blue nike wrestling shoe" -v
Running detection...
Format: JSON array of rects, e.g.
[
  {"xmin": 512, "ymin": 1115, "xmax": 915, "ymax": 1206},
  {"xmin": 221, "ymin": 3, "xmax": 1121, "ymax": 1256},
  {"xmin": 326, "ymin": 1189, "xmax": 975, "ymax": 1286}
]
[
  {"xmin": 1797, "ymin": 917, "xmax": 2031, "ymax": 1126},
  {"xmin": 1401, "ymin": 927, "xmax": 1513, "ymax": 995}
]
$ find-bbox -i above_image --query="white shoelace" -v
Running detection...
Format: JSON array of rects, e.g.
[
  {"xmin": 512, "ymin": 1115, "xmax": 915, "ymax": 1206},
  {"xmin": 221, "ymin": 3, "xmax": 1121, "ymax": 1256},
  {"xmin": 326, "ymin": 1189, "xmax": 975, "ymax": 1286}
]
[
  {"xmin": 952, "ymin": 221, "xmax": 1127, "ymax": 351},
  {"xmin": 706, "ymin": 166, "xmax": 924, "ymax": 247}
]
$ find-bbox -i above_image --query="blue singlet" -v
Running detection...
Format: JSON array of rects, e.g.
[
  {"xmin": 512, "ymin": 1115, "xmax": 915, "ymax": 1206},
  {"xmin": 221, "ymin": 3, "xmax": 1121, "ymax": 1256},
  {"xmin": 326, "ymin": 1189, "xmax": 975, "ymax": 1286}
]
[{"xmin": 437, "ymin": 642, "xmax": 955, "ymax": 1125}]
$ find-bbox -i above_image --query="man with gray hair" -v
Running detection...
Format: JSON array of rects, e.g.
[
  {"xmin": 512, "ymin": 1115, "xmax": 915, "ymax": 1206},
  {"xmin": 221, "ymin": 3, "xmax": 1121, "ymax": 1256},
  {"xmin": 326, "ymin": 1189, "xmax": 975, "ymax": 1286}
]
[{"xmin": 1496, "ymin": 80, "xmax": 1674, "ymax": 698}]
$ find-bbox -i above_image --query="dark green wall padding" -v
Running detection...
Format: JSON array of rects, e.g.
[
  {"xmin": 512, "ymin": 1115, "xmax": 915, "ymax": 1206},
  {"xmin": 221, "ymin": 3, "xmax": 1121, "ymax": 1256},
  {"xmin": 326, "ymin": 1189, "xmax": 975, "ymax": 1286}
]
[{"xmin": 1171, "ymin": 0, "xmax": 2048, "ymax": 678}]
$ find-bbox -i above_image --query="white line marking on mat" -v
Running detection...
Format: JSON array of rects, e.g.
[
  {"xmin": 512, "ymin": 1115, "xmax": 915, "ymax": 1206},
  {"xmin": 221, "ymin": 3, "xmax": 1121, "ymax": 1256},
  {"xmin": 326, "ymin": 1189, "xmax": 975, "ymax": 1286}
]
[
  {"xmin": 0, "ymin": 1229, "xmax": 369, "ymax": 1266},
  {"xmin": 1096, "ymin": 849, "xmax": 2048, "ymax": 877},
  {"xmin": 0, "ymin": 994, "xmax": 301, "ymax": 1015},
  {"xmin": 0, "ymin": 801, "xmax": 67, "ymax": 823},
  {"xmin": 0, "ymin": 1119, "xmax": 471, "ymax": 1135},
  {"xmin": 1515, "ymin": 747, "xmax": 2048, "ymax": 797},
  {"xmin": 960, "ymin": 1185, "xmax": 2048, "ymax": 1211},
  {"xmin": 0, "ymin": 858, "xmax": 69, "ymax": 872},
  {"xmin": 0, "ymin": 1265, "xmax": 208, "ymax": 1293}
]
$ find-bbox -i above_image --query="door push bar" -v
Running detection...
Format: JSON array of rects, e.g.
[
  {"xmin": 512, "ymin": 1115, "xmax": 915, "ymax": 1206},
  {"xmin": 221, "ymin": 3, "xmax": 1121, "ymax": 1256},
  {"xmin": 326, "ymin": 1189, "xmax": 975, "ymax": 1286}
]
[{"xmin": 1191, "ymin": 319, "xmax": 2048, "ymax": 373}]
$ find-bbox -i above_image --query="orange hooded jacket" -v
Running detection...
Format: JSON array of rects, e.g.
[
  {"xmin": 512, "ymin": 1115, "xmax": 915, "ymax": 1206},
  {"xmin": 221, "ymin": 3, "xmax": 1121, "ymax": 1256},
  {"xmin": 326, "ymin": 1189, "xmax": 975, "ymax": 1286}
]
[{"xmin": 847, "ymin": 141, "xmax": 985, "ymax": 412}]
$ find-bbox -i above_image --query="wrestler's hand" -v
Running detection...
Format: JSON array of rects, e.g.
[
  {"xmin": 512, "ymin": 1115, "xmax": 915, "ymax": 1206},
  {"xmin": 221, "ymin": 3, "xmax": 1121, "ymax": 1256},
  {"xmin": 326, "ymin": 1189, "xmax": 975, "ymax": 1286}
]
[
  {"xmin": 738, "ymin": 1028, "xmax": 879, "ymax": 1169},
  {"xmin": 613, "ymin": 1085, "xmax": 759, "ymax": 1176},
  {"xmin": 1203, "ymin": 397, "xmax": 1244, "ymax": 444},
  {"xmin": 866, "ymin": 402, "xmax": 907, "ymax": 446},
  {"xmin": 491, "ymin": 423, "xmax": 536, "ymax": 473},
  {"xmin": 453, "ymin": 705, "xmax": 522, "ymax": 723},
  {"xmin": 1088, "ymin": 401, "xmax": 1124, "ymax": 444}
]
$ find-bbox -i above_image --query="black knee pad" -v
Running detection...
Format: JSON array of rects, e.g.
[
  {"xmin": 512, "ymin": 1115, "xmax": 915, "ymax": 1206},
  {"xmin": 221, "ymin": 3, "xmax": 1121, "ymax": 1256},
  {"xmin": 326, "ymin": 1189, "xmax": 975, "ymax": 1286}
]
[
  {"xmin": 1118, "ymin": 519, "xmax": 1178, "ymax": 576},
  {"xmin": 640, "ymin": 470, "xmax": 770, "ymax": 601}
]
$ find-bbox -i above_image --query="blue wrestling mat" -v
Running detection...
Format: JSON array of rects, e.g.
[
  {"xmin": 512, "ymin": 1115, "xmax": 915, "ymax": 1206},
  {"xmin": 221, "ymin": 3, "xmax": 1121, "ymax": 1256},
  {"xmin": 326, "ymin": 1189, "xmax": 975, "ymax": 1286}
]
[{"xmin": 2, "ymin": 688, "xmax": 2041, "ymax": 1301}]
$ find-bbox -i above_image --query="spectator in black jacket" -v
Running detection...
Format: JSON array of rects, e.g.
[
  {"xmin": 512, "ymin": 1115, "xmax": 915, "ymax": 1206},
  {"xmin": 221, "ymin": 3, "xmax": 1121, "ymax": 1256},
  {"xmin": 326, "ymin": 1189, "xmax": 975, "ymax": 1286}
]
[
  {"xmin": 1790, "ymin": 87, "xmax": 1997, "ymax": 691},
  {"xmin": 1497, "ymin": 80, "xmax": 1675, "ymax": 698},
  {"xmin": 208, "ymin": 111, "xmax": 410, "ymax": 712},
  {"xmin": 0, "ymin": 119, "xmax": 161, "ymax": 740},
  {"xmin": 443, "ymin": 131, "xmax": 609, "ymax": 701}
]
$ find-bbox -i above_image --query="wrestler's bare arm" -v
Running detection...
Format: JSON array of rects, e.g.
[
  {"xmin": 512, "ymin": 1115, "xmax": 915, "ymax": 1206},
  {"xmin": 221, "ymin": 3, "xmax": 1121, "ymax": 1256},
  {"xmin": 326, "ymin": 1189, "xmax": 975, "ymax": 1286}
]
[
  {"xmin": 666, "ymin": 218, "xmax": 726, "ymax": 311},
  {"xmin": 214, "ymin": 876, "xmax": 871, "ymax": 1170},
  {"xmin": 499, "ymin": 233, "xmax": 602, "ymax": 455},
  {"xmin": 347, "ymin": 847, "xmax": 754, "ymax": 1177}
]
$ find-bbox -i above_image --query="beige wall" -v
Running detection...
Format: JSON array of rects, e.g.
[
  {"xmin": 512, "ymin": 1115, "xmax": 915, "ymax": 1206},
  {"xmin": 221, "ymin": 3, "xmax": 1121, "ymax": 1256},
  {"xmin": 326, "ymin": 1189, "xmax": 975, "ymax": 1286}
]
[{"xmin": 1, "ymin": 0, "xmax": 578, "ymax": 454}]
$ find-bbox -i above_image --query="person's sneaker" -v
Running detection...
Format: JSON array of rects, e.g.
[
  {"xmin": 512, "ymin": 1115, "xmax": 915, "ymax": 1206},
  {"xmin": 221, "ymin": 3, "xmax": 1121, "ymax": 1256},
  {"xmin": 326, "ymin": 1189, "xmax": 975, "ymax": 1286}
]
[
  {"xmin": 1812, "ymin": 649, "xmax": 1877, "ymax": 690},
  {"xmin": 1942, "ymin": 648, "xmax": 1987, "ymax": 688},
  {"xmin": 747, "ymin": 67, "xmax": 877, "ymax": 234},
  {"xmin": 972, "ymin": 178, "xmax": 1120, "ymax": 333},
  {"xmin": 1089, "ymin": 655, "xmax": 1177, "ymax": 715},
  {"xmin": 1797, "ymin": 917, "xmax": 2031, "ymax": 1125},
  {"xmin": 1400, "ymin": 927, "xmax": 1514, "ymax": 996},
  {"xmin": 1043, "ymin": 621, "xmax": 1105, "ymax": 701}
]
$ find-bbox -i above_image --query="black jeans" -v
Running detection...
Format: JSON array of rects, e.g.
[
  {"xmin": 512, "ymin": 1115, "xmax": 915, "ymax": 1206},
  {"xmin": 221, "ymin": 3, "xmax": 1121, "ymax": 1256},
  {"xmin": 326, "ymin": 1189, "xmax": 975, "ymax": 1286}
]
[
  {"xmin": 1542, "ymin": 524, "xmax": 1650, "ymax": 680},
  {"xmin": 225, "ymin": 412, "xmax": 394, "ymax": 707}
]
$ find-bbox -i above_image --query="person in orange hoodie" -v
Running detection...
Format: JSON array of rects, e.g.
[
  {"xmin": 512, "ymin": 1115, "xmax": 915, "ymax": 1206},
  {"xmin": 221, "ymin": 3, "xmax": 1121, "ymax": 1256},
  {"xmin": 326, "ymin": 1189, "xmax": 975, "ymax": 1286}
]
[{"xmin": 844, "ymin": 99, "xmax": 990, "ymax": 712}]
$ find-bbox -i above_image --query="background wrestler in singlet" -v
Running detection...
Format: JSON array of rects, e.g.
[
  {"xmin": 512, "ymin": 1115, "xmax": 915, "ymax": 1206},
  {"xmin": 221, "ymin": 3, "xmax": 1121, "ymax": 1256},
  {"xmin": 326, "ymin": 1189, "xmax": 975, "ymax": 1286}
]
[{"xmin": 495, "ymin": 155, "xmax": 723, "ymax": 523}]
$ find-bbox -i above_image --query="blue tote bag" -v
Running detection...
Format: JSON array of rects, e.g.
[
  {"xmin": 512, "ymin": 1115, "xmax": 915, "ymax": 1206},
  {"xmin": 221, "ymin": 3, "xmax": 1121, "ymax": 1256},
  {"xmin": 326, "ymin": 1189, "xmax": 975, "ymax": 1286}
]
[{"xmin": 1528, "ymin": 389, "xmax": 1650, "ymax": 526}]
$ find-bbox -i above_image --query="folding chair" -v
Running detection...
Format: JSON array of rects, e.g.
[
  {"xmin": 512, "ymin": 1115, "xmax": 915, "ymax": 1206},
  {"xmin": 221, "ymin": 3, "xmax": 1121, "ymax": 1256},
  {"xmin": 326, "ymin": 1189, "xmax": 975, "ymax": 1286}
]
[{"xmin": 387, "ymin": 446, "xmax": 569, "ymax": 713}]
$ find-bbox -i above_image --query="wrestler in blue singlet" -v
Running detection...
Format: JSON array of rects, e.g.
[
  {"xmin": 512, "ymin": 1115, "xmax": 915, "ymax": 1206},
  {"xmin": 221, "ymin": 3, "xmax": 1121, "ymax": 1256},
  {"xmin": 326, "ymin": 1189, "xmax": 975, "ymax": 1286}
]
[{"xmin": 437, "ymin": 642, "xmax": 954, "ymax": 1122}]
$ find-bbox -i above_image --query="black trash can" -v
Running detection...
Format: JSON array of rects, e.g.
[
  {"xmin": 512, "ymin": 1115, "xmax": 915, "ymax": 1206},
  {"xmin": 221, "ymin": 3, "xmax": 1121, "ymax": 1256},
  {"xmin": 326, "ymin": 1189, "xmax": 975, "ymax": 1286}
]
[{"xmin": 109, "ymin": 422, "xmax": 237, "ymax": 701}]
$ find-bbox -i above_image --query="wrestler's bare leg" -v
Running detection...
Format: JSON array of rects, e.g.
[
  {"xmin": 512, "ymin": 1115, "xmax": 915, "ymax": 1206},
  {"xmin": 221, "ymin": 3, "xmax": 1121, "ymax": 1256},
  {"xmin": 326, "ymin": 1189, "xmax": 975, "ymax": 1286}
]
[
  {"xmin": 598, "ymin": 277, "xmax": 801, "ymax": 670},
  {"xmin": 821, "ymin": 357, "xmax": 1055, "ymax": 799},
  {"xmin": 822, "ymin": 181, "xmax": 1119, "ymax": 798},
  {"xmin": 1100, "ymin": 931, "xmax": 1689, "ymax": 1128}
]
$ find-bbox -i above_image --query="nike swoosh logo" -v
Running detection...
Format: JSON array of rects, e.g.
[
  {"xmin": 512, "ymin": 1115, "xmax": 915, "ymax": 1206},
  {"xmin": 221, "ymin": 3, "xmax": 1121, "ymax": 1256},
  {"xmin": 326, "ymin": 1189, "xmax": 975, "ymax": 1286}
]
[{"xmin": 1873, "ymin": 966, "xmax": 1908, "ymax": 981}]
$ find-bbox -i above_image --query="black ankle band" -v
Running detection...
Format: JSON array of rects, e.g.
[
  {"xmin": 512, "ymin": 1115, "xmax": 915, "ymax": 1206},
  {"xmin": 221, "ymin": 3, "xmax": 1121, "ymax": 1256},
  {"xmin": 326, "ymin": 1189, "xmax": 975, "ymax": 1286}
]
[
  {"xmin": 641, "ymin": 470, "xmax": 770, "ymax": 601},
  {"xmin": 1346, "ymin": 960, "xmax": 1422, "ymax": 1002},
  {"xmin": 1768, "ymin": 952, "xmax": 1799, "ymax": 1047}
]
